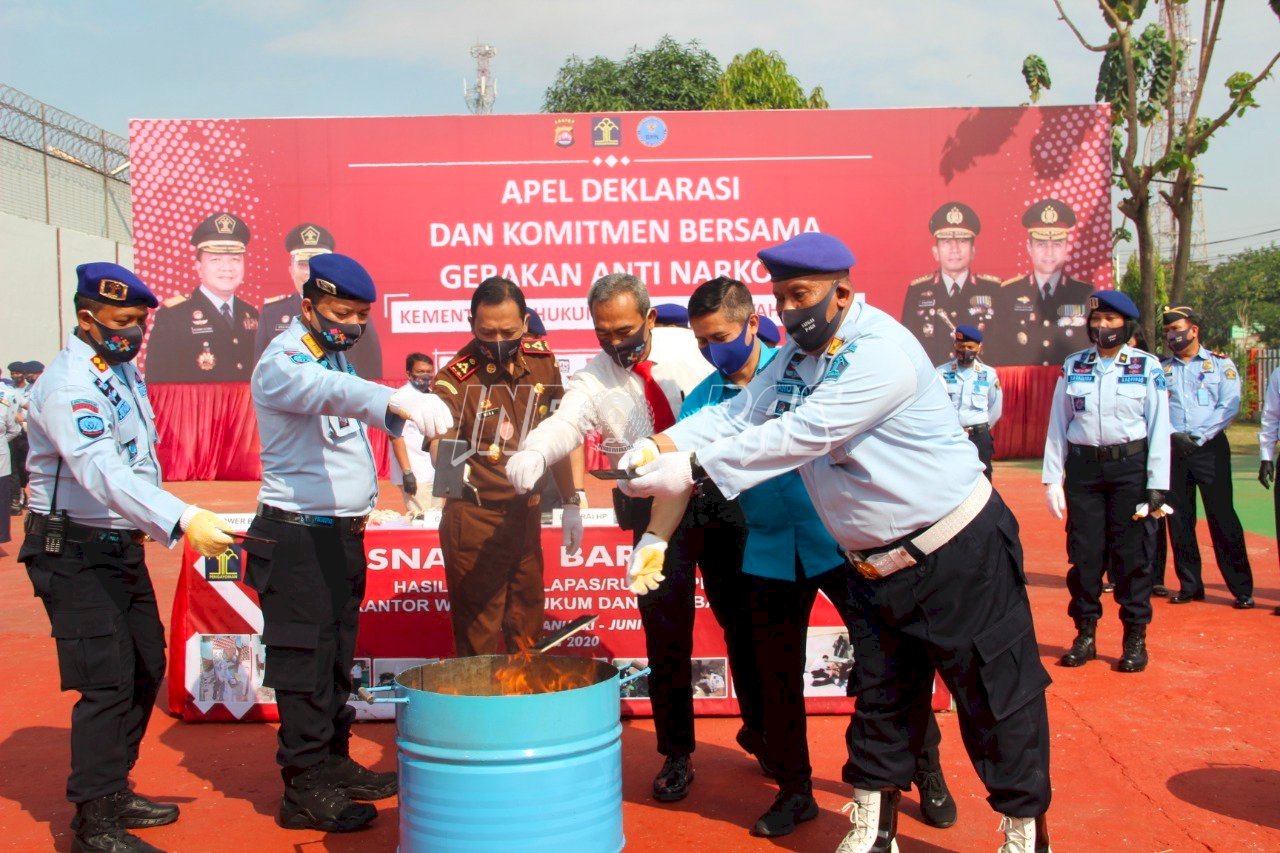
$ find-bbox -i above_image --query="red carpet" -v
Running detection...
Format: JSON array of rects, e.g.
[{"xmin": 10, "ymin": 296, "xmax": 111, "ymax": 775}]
[{"xmin": 2, "ymin": 465, "xmax": 1278, "ymax": 851}]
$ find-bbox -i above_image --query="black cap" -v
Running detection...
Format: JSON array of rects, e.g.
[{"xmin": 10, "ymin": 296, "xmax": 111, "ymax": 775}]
[
  {"xmin": 929, "ymin": 202, "xmax": 980, "ymax": 239},
  {"xmin": 285, "ymin": 223, "xmax": 335, "ymax": 258},
  {"xmin": 191, "ymin": 212, "xmax": 251, "ymax": 253},
  {"xmin": 1022, "ymin": 199, "xmax": 1077, "ymax": 240}
]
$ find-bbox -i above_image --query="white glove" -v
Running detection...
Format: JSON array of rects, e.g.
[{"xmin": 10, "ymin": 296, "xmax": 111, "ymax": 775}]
[
  {"xmin": 561, "ymin": 504, "xmax": 583, "ymax": 557},
  {"xmin": 1132, "ymin": 503, "xmax": 1174, "ymax": 520},
  {"xmin": 506, "ymin": 449, "xmax": 547, "ymax": 494},
  {"xmin": 389, "ymin": 386, "xmax": 453, "ymax": 440},
  {"xmin": 620, "ymin": 451, "xmax": 696, "ymax": 498},
  {"xmin": 1044, "ymin": 483, "xmax": 1066, "ymax": 520},
  {"xmin": 617, "ymin": 438, "xmax": 660, "ymax": 474},
  {"xmin": 627, "ymin": 532, "xmax": 668, "ymax": 595}
]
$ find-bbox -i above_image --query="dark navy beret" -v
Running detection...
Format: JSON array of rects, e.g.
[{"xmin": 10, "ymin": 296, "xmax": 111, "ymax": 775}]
[
  {"xmin": 654, "ymin": 303, "xmax": 689, "ymax": 327},
  {"xmin": 23, "ymin": 360, "xmax": 45, "ymax": 373},
  {"xmin": 76, "ymin": 262, "xmax": 158, "ymax": 309},
  {"xmin": 305, "ymin": 253, "xmax": 376, "ymax": 302},
  {"xmin": 757, "ymin": 232, "xmax": 856, "ymax": 282},
  {"xmin": 756, "ymin": 315, "xmax": 780, "ymax": 345},
  {"xmin": 1161, "ymin": 305, "xmax": 1200, "ymax": 326},
  {"xmin": 285, "ymin": 222, "xmax": 335, "ymax": 257},
  {"xmin": 929, "ymin": 202, "xmax": 981, "ymax": 239},
  {"xmin": 954, "ymin": 324, "xmax": 983, "ymax": 343},
  {"xmin": 1088, "ymin": 289, "xmax": 1139, "ymax": 320},
  {"xmin": 191, "ymin": 212, "xmax": 251, "ymax": 253},
  {"xmin": 525, "ymin": 308, "xmax": 547, "ymax": 337},
  {"xmin": 7, "ymin": 362, "xmax": 22, "ymax": 372}
]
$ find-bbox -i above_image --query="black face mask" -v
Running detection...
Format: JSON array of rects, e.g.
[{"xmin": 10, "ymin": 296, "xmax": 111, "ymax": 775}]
[
  {"xmin": 475, "ymin": 337, "xmax": 522, "ymax": 364},
  {"xmin": 604, "ymin": 326, "xmax": 649, "ymax": 371},
  {"xmin": 306, "ymin": 305, "xmax": 364, "ymax": 352},
  {"xmin": 780, "ymin": 282, "xmax": 842, "ymax": 353},
  {"xmin": 1166, "ymin": 329, "xmax": 1194, "ymax": 353},
  {"xmin": 955, "ymin": 350, "xmax": 978, "ymax": 366},
  {"xmin": 1088, "ymin": 324, "xmax": 1126, "ymax": 350},
  {"xmin": 87, "ymin": 315, "xmax": 145, "ymax": 364}
]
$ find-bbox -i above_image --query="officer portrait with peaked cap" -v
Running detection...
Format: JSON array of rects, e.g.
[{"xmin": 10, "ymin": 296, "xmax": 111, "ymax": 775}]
[
  {"xmin": 989, "ymin": 198, "xmax": 1094, "ymax": 366},
  {"xmin": 145, "ymin": 211, "xmax": 261, "ymax": 382},
  {"xmin": 900, "ymin": 202, "xmax": 1003, "ymax": 366},
  {"xmin": 255, "ymin": 223, "xmax": 383, "ymax": 378}
]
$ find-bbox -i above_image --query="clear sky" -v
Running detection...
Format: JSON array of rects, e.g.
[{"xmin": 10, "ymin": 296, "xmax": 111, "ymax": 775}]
[{"xmin": 3, "ymin": 0, "xmax": 1276, "ymax": 260}]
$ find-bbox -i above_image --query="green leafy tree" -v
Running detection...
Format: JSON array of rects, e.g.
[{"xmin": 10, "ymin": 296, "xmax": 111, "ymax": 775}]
[
  {"xmin": 705, "ymin": 48, "xmax": 828, "ymax": 110},
  {"xmin": 1024, "ymin": 1, "xmax": 1280, "ymax": 348},
  {"xmin": 542, "ymin": 37, "xmax": 721, "ymax": 113}
]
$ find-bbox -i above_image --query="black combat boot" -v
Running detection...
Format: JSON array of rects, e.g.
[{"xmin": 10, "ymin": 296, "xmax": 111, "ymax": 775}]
[
  {"xmin": 750, "ymin": 780, "xmax": 818, "ymax": 837},
  {"xmin": 71, "ymin": 795, "xmax": 164, "ymax": 852},
  {"xmin": 835, "ymin": 787, "xmax": 899, "ymax": 853},
  {"xmin": 1058, "ymin": 618, "xmax": 1096, "ymax": 667},
  {"xmin": 278, "ymin": 763, "xmax": 377, "ymax": 832},
  {"xmin": 652, "ymin": 753, "xmax": 694, "ymax": 802},
  {"xmin": 320, "ymin": 755, "xmax": 398, "ymax": 801},
  {"xmin": 912, "ymin": 766, "xmax": 957, "ymax": 828},
  {"xmin": 114, "ymin": 790, "xmax": 180, "ymax": 828},
  {"xmin": 1116, "ymin": 623, "xmax": 1148, "ymax": 673}
]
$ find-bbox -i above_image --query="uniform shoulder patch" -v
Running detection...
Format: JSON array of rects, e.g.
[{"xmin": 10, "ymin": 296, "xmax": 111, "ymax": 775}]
[
  {"xmin": 432, "ymin": 378, "xmax": 458, "ymax": 396},
  {"xmin": 162, "ymin": 294, "xmax": 188, "ymax": 308},
  {"xmin": 910, "ymin": 274, "xmax": 933, "ymax": 285},
  {"xmin": 76, "ymin": 413, "xmax": 106, "ymax": 438},
  {"xmin": 300, "ymin": 333, "xmax": 325, "ymax": 359},
  {"xmin": 448, "ymin": 356, "xmax": 478, "ymax": 382},
  {"xmin": 521, "ymin": 338, "xmax": 553, "ymax": 356},
  {"xmin": 264, "ymin": 294, "xmax": 290, "ymax": 305},
  {"xmin": 1224, "ymin": 367, "xmax": 1238, "ymax": 380}
]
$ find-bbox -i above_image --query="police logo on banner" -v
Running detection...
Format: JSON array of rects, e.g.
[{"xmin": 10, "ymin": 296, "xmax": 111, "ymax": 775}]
[
  {"xmin": 205, "ymin": 545, "xmax": 243, "ymax": 581},
  {"xmin": 636, "ymin": 116, "xmax": 668, "ymax": 147}
]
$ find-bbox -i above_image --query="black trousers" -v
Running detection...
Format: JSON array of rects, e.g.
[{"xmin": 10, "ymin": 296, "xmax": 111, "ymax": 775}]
[
  {"xmin": 843, "ymin": 492, "xmax": 1052, "ymax": 817},
  {"xmin": 750, "ymin": 561, "xmax": 941, "ymax": 793},
  {"xmin": 10, "ymin": 432, "xmax": 29, "ymax": 489},
  {"xmin": 1154, "ymin": 433, "xmax": 1253, "ymax": 598},
  {"xmin": 632, "ymin": 489, "xmax": 758, "ymax": 757},
  {"xmin": 19, "ymin": 532, "xmax": 166, "ymax": 803},
  {"xmin": 1064, "ymin": 450, "xmax": 1156, "ymax": 625},
  {"xmin": 967, "ymin": 427, "xmax": 994, "ymax": 481},
  {"xmin": 242, "ymin": 515, "xmax": 367, "ymax": 775}
]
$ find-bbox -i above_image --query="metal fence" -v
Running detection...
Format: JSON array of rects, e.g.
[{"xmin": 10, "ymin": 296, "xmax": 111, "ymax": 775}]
[{"xmin": 0, "ymin": 84, "xmax": 132, "ymax": 241}]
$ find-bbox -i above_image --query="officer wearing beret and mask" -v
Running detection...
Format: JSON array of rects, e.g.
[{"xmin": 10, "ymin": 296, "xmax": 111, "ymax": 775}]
[
  {"xmin": 20, "ymin": 263, "xmax": 236, "ymax": 852},
  {"xmin": 244, "ymin": 253, "xmax": 453, "ymax": 833},
  {"xmin": 900, "ymin": 202, "xmax": 1003, "ymax": 366},
  {"xmin": 937, "ymin": 325, "xmax": 1003, "ymax": 480},
  {"xmin": 1043, "ymin": 290, "xmax": 1171, "ymax": 674},
  {"xmin": 1256, "ymin": 365, "xmax": 1280, "ymax": 616},
  {"xmin": 255, "ymin": 223, "xmax": 384, "ymax": 378},
  {"xmin": 622, "ymin": 233, "xmax": 1054, "ymax": 853},
  {"xmin": 1156, "ymin": 306, "xmax": 1254, "ymax": 608},
  {"xmin": 145, "ymin": 212, "xmax": 260, "ymax": 382}
]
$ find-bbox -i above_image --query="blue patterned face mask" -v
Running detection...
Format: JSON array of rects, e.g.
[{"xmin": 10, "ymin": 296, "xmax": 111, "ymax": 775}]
[
  {"xmin": 700, "ymin": 321, "xmax": 754, "ymax": 376},
  {"xmin": 604, "ymin": 326, "xmax": 649, "ymax": 371},
  {"xmin": 306, "ymin": 304, "xmax": 365, "ymax": 352},
  {"xmin": 86, "ymin": 314, "xmax": 145, "ymax": 363}
]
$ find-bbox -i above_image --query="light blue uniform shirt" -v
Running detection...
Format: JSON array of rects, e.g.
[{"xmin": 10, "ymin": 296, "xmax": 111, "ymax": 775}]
[
  {"xmin": 937, "ymin": 358, "xmax": 1003, "ymax": 428},
  {"xmin": 680, "ymin": 344, "xmax": 844, "ymax": 581},
  {"xmin": 1041, "ymin": 345, "xmax": 1171, "ymax": 489},
  {"xmin": 1258, "ymin": 366, "xmax": 1280, "ymax": 462},
  {"xmin": 24, "ymin": 334, "xmax": 186, "ymax": 542},
  {"xmin": 665, "ymin": 302, "xmax": 984, "ymax": 552},
  {"xmin": 1161, "ymin": 347, "xmax": 1239, "ymax": 445},
  {"xmin": 253, "ymin": 318, "xmax": 403, "ymax": 516}
]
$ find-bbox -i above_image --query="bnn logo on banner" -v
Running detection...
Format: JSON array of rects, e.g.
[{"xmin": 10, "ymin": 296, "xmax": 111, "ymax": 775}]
[{"xmin": 130, "ymin": 106, "xmax": 1112, "ymax": 380}]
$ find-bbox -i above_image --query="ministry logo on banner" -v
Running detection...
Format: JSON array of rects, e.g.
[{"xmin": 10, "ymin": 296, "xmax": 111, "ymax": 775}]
[{"xmin": 592, "ymin": 116, "xmax": 622, "ymax": 146}]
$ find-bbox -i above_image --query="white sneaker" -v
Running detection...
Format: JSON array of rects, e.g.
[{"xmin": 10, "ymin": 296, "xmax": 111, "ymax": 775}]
[
  {"xmin": 835, "ymin": 789, "xmax": 898, "ymax": 853},
  {"xmin": 998, "ymin": 815, "xmax": 1045, "ymax": 852}
]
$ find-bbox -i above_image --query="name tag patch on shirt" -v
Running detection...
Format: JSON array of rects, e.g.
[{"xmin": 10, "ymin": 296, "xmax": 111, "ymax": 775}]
[
  {"xmin": 124, "ymin": 439, "xmax": 138, "ymax": 461},
  {"xmin": 774, "ymin": 380, "xmax": 809, "ymax": 415},
  {"xmin": 116, "ymin": 400, "xmax": 132, "ymax": 420}
]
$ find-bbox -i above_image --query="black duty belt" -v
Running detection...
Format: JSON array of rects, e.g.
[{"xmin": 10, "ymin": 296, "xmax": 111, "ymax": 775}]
[
  {"xmin": 257, "ymin": 504, "xmax": 368, "ymax": 535},
  {"xmin": 449, "ymin": 493, "xmax": 539, "ymax": 511},
  {"xmin": 1068, "ymin": 438, "xmax": 1148, "ymax": 462},
  {"xmin": 25, "ymin": 512, "xmax": 147, "ymax": 545},
  {"xmin": 964, "ymin": 423, "xmax": 990, "ymax": 436}
]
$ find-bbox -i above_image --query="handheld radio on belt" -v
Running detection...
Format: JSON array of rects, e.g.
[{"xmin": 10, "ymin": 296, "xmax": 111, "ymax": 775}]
[{"xmin": 43, "ymin": 459, "xmax": 66, "ymax": 556}]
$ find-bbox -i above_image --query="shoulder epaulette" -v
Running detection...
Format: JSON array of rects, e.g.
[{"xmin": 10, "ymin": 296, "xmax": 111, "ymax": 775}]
[
  {"xmin": 163, "ymin": 294, "xmax": 188, "ymax": 308},
  {"xmin": 448, "ymin": 355, "xmax": 478, "ymax": 382},
  {"xmin": 1001, "ymin": 275, "xmax": 1025, "ymax": 287},
  {"xmin": 910, "ymin": 273, "xmax": 934, "ymax": 285},
  {"xmin": 976, "ymin": 273, "xmax": 1002, "ymax": 283},
  {"xmin": 264, "ymin": 294, "xmax": 290, "ymax": 305},
  {"xmin": 1210, "ymin": 350, "xmax": 1229, "ymax": 359},
  {"xmin": 521, "ymin": 338, "xmax": 553, "ymax": 357}
]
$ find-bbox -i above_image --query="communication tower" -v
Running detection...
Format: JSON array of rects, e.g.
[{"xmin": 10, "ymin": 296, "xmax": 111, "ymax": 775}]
[{"xmin": 464, "ymin": 43, "xmax": 497, "ymax": 115}]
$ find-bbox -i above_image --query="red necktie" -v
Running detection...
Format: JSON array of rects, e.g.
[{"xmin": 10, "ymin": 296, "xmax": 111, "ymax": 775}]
[{"xmin": 632, "ymin": 360, "xmax": 675, "ymax": 432}]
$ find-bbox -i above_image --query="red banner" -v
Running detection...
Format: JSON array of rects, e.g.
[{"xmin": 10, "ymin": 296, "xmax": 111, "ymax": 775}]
[
  {"xmin": 168, "ymin": 514, "xmax": 951, "ymax": 721},
  {"xmin": 132, "ymin": 107, "xmax": 1112, "ymax": 379}
]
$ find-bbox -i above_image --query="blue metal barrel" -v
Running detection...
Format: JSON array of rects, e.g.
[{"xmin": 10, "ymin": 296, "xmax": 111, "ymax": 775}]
[{"xmin": 393, "ymin": 655, "xmax": 624, "ymax": 853}]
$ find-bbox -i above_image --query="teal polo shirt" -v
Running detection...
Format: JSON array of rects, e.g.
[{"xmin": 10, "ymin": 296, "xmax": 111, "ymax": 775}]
[{"xmin": 679, "ymin": 344, "xmax": 845, "ymax": 581}]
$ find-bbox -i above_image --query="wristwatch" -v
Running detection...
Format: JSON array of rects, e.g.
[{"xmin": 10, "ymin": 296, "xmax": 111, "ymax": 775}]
[{"xmin": 563, "ymin": 490, "xmax": 584, "ymax": 507}]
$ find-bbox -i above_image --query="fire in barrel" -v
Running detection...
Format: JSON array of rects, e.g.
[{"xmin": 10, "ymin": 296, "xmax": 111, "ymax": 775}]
[{"xmin": 381, "ymin": 654, "xmax": 629, "ymax": 852}]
